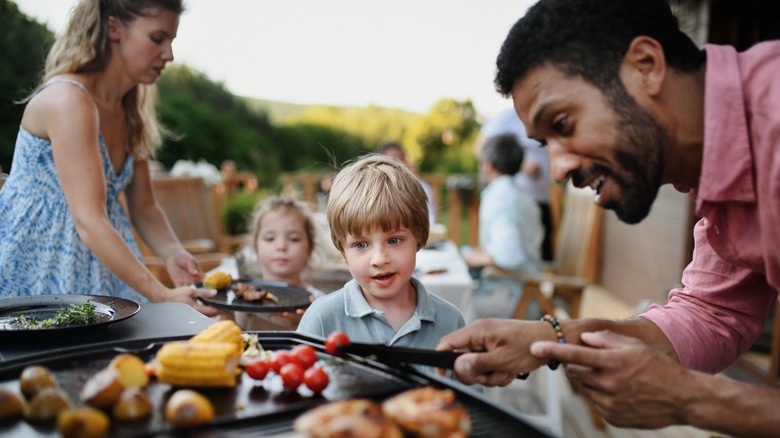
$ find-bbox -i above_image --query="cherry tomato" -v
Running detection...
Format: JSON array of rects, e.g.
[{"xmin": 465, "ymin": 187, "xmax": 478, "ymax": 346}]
[
  {"xmin": 324, "ymin": 331, "xmax": 351, "ymax": 355},
  {"xmin": 269, "ymin": 350, "xmax": 292, "ymax": 373},
  {"xmin": 290, "ymin": 345, "xmax": 317, "ymax": 370},
  {"xmin": 303, "ymin": 366, "xmax": 329, "ymax": 393},
  {"xmin": 244, "ymin": 359, "xmax": 269, "ymax": 380},
  {"xmin": 279, "ymin": 363, "xmax": 304, "ymax": 390}
]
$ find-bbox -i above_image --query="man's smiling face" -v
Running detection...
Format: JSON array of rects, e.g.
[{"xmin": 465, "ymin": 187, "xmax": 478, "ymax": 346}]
[{"xmin": 513, "ymin": 63, "xmax": 669, "ymax": 224}]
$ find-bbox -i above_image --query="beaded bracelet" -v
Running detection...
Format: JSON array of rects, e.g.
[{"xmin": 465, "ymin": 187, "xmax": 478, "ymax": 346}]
[{"xmin": 541, "ymin": 314, "xmax": 566, "ymax": 370}]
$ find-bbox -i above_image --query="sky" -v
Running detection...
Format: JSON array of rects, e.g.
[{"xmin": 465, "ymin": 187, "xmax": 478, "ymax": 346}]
[{"xmin": 13, "ymin": 0, "xmax": 536, "ymax": 120}]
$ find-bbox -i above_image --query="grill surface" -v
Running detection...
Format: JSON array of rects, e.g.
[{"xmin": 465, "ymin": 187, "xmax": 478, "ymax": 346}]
[{"xmin": 0, "ymin": 332, "xmax": 553, "ymax": 438}]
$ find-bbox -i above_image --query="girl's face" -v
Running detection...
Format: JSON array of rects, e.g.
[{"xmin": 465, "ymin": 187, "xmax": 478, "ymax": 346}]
[
  {"xmin": 255, "ymin": 210, "xmax": 312, "ymax": 283},
  {"xmin": 342, "ymin": 226, "xmax": 417, "ymax": 305},
  {"xmin": 109, "ymin": 8, "xmax": 179, "ymax": 84}
]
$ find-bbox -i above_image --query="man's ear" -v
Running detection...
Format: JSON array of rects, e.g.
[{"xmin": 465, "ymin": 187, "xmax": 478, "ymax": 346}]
[
  {"xmin": 621, "ymin": 36, "xmax": 667, "ymax": 97},
  {"xmin": 106, "ymin": 16, "xmax": 121, "ymax": 42}
]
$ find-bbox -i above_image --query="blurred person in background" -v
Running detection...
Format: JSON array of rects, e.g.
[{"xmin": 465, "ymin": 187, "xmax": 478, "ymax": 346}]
[
  {"xmin": 376, "ymin": 141, "xmax": 437, "ymax": 227},
  {"xmin": 477, "ymin": 107, "xmax": 553, "ymax": 261},
  {"xmin": 462, "ymin": 133, "xmax": 544, "ymax": 319}
]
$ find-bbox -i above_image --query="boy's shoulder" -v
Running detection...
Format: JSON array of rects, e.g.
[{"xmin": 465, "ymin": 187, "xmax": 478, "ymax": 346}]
[{"xmin": 413, "ymin": 279, "xmax": 465, "ymax": 324}]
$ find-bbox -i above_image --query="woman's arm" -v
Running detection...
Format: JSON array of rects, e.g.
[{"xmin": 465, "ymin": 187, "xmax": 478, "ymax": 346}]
[
  {"xmin": 39, "ymin": 84, "xmax": 167, "ymax": 302},
  {"xmin": 124, "ymin": 160, "xmax": 203, "ymax": 287},
  {"xmin": 27, "ymin": 81, "xmax": 216, "ymax": 313}
]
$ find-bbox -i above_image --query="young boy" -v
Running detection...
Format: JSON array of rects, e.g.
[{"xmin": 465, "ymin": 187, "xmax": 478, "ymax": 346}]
[{"xmin": 297, "ymin": 154, "xmax": 465, "ymax": 351}]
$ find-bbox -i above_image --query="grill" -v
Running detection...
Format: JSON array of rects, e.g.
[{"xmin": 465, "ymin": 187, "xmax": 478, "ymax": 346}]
[{"xmin": 0, "ymin": 332, "xmax": 554, "ymax": 438}]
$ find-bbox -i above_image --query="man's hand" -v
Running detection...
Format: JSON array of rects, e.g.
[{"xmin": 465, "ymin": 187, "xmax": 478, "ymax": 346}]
[
  {"xmin": 531, "ymin": 330, "xmax": 693, "ymax": 429},
  {"xmin": 436, "ymin": 319, "xmax": 550, "ymax": 386}
]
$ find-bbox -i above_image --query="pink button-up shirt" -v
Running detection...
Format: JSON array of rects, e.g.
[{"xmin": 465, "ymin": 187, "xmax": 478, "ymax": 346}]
[{"xmin": 640, "ymin": 42, "xmax": 780, "ymax": 374}]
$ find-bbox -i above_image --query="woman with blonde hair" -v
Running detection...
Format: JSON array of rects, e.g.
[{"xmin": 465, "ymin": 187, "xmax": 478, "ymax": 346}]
[{"xmin": 0, "ymin": 0, "xmax": 218, "ymax": 315}]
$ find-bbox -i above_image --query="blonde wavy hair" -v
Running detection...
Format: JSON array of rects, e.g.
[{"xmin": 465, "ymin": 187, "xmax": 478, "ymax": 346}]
[
  {"xmin": 326, "ymin": 154, "xmax": 430, "ymax": 253},
  {"xmin": 37, "ymin": 0, "xmax": 184, "ymax": 159}
]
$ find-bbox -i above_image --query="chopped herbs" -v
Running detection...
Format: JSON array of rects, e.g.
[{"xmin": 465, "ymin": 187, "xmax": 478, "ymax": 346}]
[{"xmin": 15, "ymin": 301, "xmax": 98, "ymax": 329}]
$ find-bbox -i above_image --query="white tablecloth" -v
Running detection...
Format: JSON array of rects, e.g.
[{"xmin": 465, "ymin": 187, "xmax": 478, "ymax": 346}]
[{"xmin": 415, "ymin": 240, "xmax": 478, "ymax": 323}]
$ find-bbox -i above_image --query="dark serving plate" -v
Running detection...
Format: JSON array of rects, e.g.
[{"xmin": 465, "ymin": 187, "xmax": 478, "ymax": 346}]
[
  {"xmin": 0, "ymin": 332, "xmax": 554, "ymax": 438},
  {"xmin": 197, "ymin": 279, "xmax": 312, "ymax": 313},
  {"xmin": 0, "ymin": 294, "xmax": 140, "ymax": 340}
]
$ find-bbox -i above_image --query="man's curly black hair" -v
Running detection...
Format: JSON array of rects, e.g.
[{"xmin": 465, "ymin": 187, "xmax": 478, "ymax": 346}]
[{"xmin": 495, "ymin": 0, "xmax": 706, "ymax": 97}]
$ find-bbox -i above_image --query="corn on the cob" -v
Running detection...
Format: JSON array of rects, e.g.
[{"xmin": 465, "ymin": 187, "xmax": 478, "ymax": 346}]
[
  {"xmin": 155, "ymin": 342, "xmax": 239, "ymax": 388},
  {"xmin": 202, "ymin": 272, "xmax": 232, "ymax": 290},
  {"xmin": 188, "ymin": 320, "xmax": 244, "ymax": 355}
]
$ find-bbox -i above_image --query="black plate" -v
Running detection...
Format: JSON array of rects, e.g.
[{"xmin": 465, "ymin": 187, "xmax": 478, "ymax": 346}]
[
  {"xmin": 0, "ymin": 294, "xmax": 140, "ymax": 338},
  {"xmin": 197, "ymin": 278, "xmax": 313, "ymax": 313}
]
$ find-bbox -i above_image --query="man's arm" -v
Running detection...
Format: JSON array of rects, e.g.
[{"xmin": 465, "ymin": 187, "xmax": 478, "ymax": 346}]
[
  {"xmin": 436, "ymin": 316, "xmax": 674, "ymax": 386},
  {"xmin": 531, "ymin": 330, "xmax": 780, "ymax": 436}
]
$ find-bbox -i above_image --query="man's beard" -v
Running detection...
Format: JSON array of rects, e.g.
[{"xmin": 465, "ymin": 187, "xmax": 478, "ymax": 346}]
[{"xmin": 601, "ymin": 84, "xmax": 668, "ymax": 224}]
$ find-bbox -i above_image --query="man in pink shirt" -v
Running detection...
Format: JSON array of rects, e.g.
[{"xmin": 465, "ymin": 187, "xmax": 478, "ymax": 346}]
[{"xmin": 437, "ymin": 0, "xmax": 780, "ymax": 435}]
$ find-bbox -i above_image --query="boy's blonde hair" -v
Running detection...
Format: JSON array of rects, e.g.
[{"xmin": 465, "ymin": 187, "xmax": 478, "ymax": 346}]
[
  {"xmin": 326, "ymin": 154, "xmax": 429, "ymax": 253},
  {"xmin": 247, "ymin": 195, "xmax": 317, "ymax": 258}
]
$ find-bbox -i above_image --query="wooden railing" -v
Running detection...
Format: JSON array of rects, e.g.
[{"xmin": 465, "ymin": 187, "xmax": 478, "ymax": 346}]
[{"xmin": 279, "ymin": 171, "xmax": 480, "ymax": 248}]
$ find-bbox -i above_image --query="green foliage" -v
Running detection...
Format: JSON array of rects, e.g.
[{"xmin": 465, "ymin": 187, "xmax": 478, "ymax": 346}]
[
  {"xmin": 221, "ymin": 190, "xmax": 266, "ymax": 236},
  {"xmin": 0, "ymin": 0, "xmax": 53, "ymax": 172},
  {"xmin": 155, "ymin": 65, "xmax": 282, "ymax": 185},
  {"xmin": 408, "ymin": 98, "xmax": 480, "ymax": 174},
  {"xmin": 0, "ymin": 3, "xmax": 483, "ymax": 181}
]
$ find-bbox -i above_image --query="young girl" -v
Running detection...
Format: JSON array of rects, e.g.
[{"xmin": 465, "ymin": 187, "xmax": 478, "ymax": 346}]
[{"xmin": 234, "ymin": 195, "xmax": 325, "ymax": 330}]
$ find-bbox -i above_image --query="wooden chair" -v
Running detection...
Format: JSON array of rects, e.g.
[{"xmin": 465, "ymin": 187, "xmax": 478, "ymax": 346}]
[
  {"xmin": 485, "ymin": 181, "xmax": 602, "ymax": 320},
  {"xmin": 136, "ymin": 177, "xmax": 233, "ymax": 287},
  {"xmin": 484, "ymin": 181, "xmax": 606, "ymax": 428}
]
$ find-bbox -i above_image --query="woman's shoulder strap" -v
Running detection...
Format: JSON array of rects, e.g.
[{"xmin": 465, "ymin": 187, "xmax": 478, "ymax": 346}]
[{"xmin": 36, "ymin": 78, "xmax": 89, "ymax": 96}]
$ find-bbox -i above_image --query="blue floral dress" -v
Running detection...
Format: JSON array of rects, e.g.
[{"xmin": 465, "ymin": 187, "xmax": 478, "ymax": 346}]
[{"xmin": 0, "ymin": 79, "xmax": 148, "ymax": 302}]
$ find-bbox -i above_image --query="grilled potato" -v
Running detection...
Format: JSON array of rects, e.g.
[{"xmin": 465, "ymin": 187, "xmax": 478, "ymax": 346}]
[
  {"xmin": 57, "ymin": 407, "xmax": 110, "ymax": 438},
  {"xmin": 79, "ymin": 367, "xmax": 124, "ymax": 409},
  {"xmin": 19, "ymin": 365, "xmax": 57, "ymax": 399},
  {"xmin": 0, "ymin": 387, "xmax": 26, "ymax": 420},
  {"xmin": 109, "ymin": 353, "xmax": 149, "ymax": 388},
  {"xmin": 24, "ymin": 387, "xmax": 72, "ymax": 421},
  {"xmin": 112, "ymin": 387, "xmax": 153, "ymax": 421},
  {"xmin": 164, "ymin": 389, "xmax": 215, "ymax": 427}
]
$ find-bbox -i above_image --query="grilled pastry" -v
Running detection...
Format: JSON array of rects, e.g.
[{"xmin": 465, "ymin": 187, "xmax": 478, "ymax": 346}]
[
  {"xmin": 382, "ymin": 387, "xmax": 471, "ymax": 438},
  {"xmin": 293, "ymin": 399, "xmax": 403, "ymax": 438}
]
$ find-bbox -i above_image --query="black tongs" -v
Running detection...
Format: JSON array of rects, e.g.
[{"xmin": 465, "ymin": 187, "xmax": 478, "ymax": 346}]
[
  {"xmin": 337, "ymin": 342, "xmax": 463, "ymax": 369},
  {"xmin": 336, "ymin": 342, "xmax": 529, "ymax": 379}
]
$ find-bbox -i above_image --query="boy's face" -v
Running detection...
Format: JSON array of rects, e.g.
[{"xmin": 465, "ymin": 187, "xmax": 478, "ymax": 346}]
[{"xmin": 343, "ymin": 226, "xmax": 418, "ymax": 304}]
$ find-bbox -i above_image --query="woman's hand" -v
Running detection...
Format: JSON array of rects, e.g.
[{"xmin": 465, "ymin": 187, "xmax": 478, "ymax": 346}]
[
  {"xmin": 165, "ymin": 249, "xmax": 203, "ymax": 287},
  {"xmin": 166, "ymin": 286, "xmax": 220, "ymax": 317}
]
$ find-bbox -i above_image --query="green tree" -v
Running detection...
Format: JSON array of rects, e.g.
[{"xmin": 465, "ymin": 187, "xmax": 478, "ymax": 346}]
[
  {"xmin": 408, "ymin": 98, "xmax": 480, "ymax": 174},
  {"xmin": 0, "ymin": 0, "xmax": 53, "ymax": 172},
  {"xmin": 155, "ymin": 65, "xmax": 282, "ymax": 185}
]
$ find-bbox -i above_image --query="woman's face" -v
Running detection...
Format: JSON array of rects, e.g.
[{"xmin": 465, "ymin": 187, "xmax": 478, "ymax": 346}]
[
  {"xmin": 110, "ymin": 8, "xmax": 179, "ymax": 84},
  {"xmin": 254, "ymin": 210, "xmax": 313, "ymax": 283}
]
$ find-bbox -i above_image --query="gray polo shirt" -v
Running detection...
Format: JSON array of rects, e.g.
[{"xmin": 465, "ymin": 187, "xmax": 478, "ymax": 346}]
[{"xmin": 297, "ymin": 277, "xmax": 465, "ymax": 349}]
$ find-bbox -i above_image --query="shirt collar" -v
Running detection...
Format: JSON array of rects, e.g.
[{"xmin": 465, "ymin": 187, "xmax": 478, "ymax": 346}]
[
  {"xmin": 342, "ymin": 277, "xmax": 436, "ymax": 322},
  {"xmin": 696, "ymin": 44, "xmax": 756, "ymax": 208}
]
